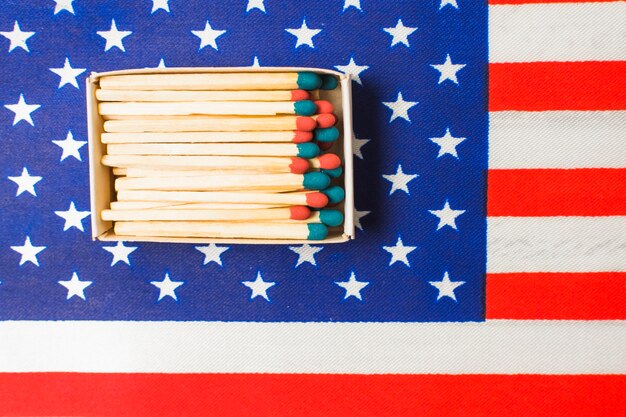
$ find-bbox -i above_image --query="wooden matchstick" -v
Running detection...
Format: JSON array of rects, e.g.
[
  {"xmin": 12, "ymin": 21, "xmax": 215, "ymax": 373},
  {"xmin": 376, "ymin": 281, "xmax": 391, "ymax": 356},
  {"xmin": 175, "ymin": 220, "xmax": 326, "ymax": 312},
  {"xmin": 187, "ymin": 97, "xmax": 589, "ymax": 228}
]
[
  {"xmin": 96, "ymin": 89, "xmax": 311, "ymax": 102},
  {"xmin": 99, "ymin": 100, "xmax": 318, "ymax": 117},
  {"xmin": 102, "ymin": 114, "xmax": 335, "ymax": 133},
  {"xmin": 101, "ymin": 131, "xmax": 313, "ymax": 144},
  {"xmin": 98, "ymin": 72, "xmax": 323, "ymax": 91},
  {"xmin": 114, "ymin": 221, "xmax": 329, "ymax": 240},
  {"xmin": 106, "ymin": 142, "xmax": 320, "ymax": 158},
  {"xmin": 102, "ymin": 155, "xmax": 312, "ymax": 174},
  {"xmin": 116, "ymin": 190, "xmax": 329, "ymax": 208},
  {"xmin": 110, "ymin": 201, "xmax": 289, "ymax": 210},
  {"xmin": 102, "ymin": 206, "xmax": 311, "ymax": 222}
]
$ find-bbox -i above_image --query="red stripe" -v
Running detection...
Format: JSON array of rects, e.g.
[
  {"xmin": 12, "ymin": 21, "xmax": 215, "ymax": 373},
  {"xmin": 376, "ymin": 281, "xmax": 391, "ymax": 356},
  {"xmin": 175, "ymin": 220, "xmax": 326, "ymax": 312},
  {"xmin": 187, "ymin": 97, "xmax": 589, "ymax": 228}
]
[
  {"xmin": 0, "ymin": 373, "xmax": 623, "ymax": 416},
  {"xmin": 489, "ymin": 0, "xmax": 616, "ymax": 4},
  {"xmin": 487, "ymin": 169, "xmax": 626, "ymax": 216},
  {"xmin": 487, "ymin": 272, "xmax": 626, "ymax": 320},
  {"xmin": 489, "ymin": 62, "xmax": 626, "ymax": 111}
]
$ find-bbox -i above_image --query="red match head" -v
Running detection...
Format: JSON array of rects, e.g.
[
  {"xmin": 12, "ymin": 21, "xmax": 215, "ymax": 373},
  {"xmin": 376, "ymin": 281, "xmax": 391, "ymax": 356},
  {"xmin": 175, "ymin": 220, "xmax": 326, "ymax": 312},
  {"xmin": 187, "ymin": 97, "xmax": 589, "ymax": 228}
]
[
  {"xmin": 305, "ymin": 192, "xmax": 329, "ymax": 208},
  {"xmin": 315, "ymin": 113, "xmax": 336, "ymax": 128},
  {"xmin": 317, "ymin": 153, "xmax": 341, "ymax": 170},
  {"xmin": 314, "ymin": 100, "xmax": 334, "ymax": 114},
  {"xmin": 289, "ymin": 157, "xmax": 310, "ymax": 174},
  {"xmin": 292, "ymin": 130, "xmax": 313, "ymax": 143},
  {"xmin": 295, "ymin": 116, "xmax": 316, "ymax": 131},
  {"xmin": 289, "ymin": 205, "xmax": 311, "ymax": 220},
  {"xmin": 291, "ymin": 89, "xmax": 310, "ymax": 101}
]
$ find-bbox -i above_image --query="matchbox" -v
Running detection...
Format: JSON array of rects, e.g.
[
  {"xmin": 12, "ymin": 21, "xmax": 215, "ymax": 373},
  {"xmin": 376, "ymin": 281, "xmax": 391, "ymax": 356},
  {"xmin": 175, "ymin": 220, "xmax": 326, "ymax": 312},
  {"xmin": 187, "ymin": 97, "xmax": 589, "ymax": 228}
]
[{"xmin": 87, "ymin": 66, "xmax": 354, "ymax": 244}]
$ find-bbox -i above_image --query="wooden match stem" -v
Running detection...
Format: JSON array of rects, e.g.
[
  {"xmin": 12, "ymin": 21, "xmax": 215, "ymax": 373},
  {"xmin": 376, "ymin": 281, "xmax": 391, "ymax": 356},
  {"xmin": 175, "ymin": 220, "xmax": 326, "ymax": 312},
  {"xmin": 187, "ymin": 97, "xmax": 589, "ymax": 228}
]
[
  {"xmin": 101, "ymin": 131, "xmax": 305, "ymax": 144},
  {"xmin": 99, "ymin": 101, "xmax": 302, "ymax": 116},
  {"xmin": 103, "ymin": 115, "xmax": 323, "ymax": 132},
  {"xmin": 103, "ymin": 207, "xmax": 303, "ymax": 222},
  {"xmin": 96, "ymin": 89, "xmax": 312, "ymax": 102},
  {"xmin": 112, "ymin": 168, "xmax": 295, "ymax": 177},
  {"xmin": 99, "ymin": 73, "xmax": 303, "ymax": 91},
  {"xmin": 116, "ymin": 190, "xmax": 316, "ymax": 205},
  {"xmin": 114, "ymin": 221, "xmax": 318, "ymax": 240},
  {"xmin": 107, "ymin": 143, "xmax": 307, "ymax": 157},
  {"xmin": 114, "ymin": 174, "xmax": 309, "ymax": 192},
  {"xmin": 102, "ymin": 155, "xmax": 301, "ymax": 171},
  {"xmin": 110, "ymin": 201, "xmax": 288, "ymax": 210}
]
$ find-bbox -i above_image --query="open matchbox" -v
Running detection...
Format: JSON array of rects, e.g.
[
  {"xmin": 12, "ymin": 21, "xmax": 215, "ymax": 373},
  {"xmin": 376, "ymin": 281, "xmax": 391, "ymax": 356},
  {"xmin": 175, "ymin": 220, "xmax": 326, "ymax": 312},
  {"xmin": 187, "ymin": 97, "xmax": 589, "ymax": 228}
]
[{"xmin": 87, "ymin": 67, "xmax": 355, "ymax": 244}]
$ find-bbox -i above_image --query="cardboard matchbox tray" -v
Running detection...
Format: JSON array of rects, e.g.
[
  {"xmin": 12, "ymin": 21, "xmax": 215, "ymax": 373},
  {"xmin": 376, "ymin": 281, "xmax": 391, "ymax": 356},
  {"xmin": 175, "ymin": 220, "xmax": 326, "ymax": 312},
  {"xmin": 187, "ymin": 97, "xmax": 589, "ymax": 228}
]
[{"xmin": 87, "ymin": 67, "xmax": 355, "ymax": 244}]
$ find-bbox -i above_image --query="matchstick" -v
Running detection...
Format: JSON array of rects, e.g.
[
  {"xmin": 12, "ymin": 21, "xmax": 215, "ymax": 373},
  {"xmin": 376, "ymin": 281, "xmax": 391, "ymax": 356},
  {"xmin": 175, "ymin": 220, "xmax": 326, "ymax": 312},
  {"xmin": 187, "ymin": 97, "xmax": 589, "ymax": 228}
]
[
  {"xmin": 99, "ymin": 72, "xmax": 323, "ymax": 91},
  {"xmin": 110, "ymin": 201, "xmax": 289, "ymax": 210},
  {"xmin": 102, "ymin": 155, "xmax": 311, "ymax": 173},
  {"xmin": 103, "ymin": 114, "xmax": 336, "ymax": 133},
  {"xmin": 116, "ymin": 190, "xmax": 329, "ymax": 208},
  {"xmin": 101, "ymin": 131, "xmax": 313, "ymax": 144},
  {"xmin": 96, "ymin": 89, "xmax": 311, "ymax": 102},
  {"xmin": 114, "ymin": 221, "xmax": 329, "ymax": 240},
  {"xmin": 102, "ymin": 206, "xmax": 312, "ymax": 222},
  {"xmin": 114, "ymin": 172, "xmax": 331, "ymax": 192},
  {"xmin": 99, "ymin": 100, "xmax": 319, "ymax": 117},
  {"xmin": 275, "ymin": 209, "xmax": 344, "ymax": 227},
  {"xmin": 106, "ymin": 142, "xmax": 320, "ymax": 158}
]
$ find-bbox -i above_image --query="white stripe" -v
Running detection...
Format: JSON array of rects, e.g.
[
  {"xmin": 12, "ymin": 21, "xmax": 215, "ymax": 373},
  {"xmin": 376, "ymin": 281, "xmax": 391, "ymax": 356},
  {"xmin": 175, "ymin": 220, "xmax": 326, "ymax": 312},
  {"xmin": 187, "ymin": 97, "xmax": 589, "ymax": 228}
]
[
  {"xmin": 488, "ymin": 217, "xmax": 626, "ymax": 273},
  {"xmin": 0, "ymin": 320, "xmax": 623, "ymax": 374},
  {"xmin": 489, "ymin": 2, "xmax": 626, "ymax": 62},
  {"xmin": 489, "ymin": 111, "xmax": 626, "ymax": 169}
]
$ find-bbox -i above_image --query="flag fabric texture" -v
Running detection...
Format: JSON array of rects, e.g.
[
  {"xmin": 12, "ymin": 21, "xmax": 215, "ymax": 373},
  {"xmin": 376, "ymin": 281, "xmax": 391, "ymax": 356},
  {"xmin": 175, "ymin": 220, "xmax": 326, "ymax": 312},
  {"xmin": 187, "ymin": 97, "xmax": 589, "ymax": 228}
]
[{"xmin": 0, "ymin": 0, "xmax": 624, "ymax": 415}]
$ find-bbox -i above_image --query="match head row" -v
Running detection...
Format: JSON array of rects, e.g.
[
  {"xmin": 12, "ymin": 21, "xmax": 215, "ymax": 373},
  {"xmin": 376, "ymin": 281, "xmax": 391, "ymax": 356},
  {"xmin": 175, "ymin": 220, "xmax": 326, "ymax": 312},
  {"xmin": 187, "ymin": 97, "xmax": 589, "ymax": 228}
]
[
  {"xmin": 297, "ymin": 73, "xmax": 339, "ymax": 91},
  {"xmin": 289, "ymin": 154, "xmax": 341, "ymax": 174}
]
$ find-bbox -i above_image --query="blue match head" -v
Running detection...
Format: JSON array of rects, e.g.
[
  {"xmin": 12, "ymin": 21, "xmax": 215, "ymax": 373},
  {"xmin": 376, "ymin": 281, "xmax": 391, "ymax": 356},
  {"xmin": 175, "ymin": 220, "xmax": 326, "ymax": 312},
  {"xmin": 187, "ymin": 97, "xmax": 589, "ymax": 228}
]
[
  {"xmin": 303, "ymin": 172, "xmax": 331, "ymax": 190},
  {"xmin": 296, "ymin": 142, "xmax": 320, "ymax": 158},
  {"xmin": 321, "ymin": 166, "xmax": 343, "ymax": 178},
  {"xmin": 314, "ymin": 127, "xmax": 340, "ymax": 142},
  {"xmin": 307, "ymin": 223, "xmax": 328, "ymax": 240},
  {"xmin": 293, "ymin": 100, "xmax": 317, "ymax": 116},
  {"xmin": 319, "ymin": 209, "xmax": 344, "ymax": 227},
  {"xmin": 322, "ymin": 186, "xmax": 345, "ymax": 204},
  {"xmin": 297, "ymin": 72, "xmax": 323, "ymax": 90},
  {"xmin": 320, "ymin": 74, "xmax": 339, "ymax": 90}
]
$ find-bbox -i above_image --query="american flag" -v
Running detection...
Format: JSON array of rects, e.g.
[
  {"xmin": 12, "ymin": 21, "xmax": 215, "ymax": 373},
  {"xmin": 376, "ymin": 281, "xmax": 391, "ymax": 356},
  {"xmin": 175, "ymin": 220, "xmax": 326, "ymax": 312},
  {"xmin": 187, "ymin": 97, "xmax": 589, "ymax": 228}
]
[{"xmin": 0, "ymin": 0, "xmax": 624, "ymax": 415}]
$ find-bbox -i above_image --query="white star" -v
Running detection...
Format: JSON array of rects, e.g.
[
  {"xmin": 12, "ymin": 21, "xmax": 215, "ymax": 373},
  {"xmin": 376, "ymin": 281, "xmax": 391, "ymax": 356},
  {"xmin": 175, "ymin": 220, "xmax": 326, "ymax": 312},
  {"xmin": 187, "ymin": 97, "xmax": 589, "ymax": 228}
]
[
  {"xmin": 354, "ymin": 208, "xmax": 370, "ymax": 231},
  {"xmin": 8, "ymin": 167, "xmax": 42, "ymax": 196},
  {"xmin": 4, "ymin": 94, "xmax": 41, "ymax": 126},
  {"xmin": 382, "ymin": 236, "xmax": 417, "ymax": 267},
  {"xmin": 151, "ymin": 273, "xmax": 184, "ymax": 301},
  {"xmin": 52, "ymin": 130, "xmax": 87, "ymax": 161},
  {"xmin": 102, "ymin": 241, "xmax": 138, "ymax": 266},
  {"xmin": 11, "ymin": 236, "xmax": 46, "ymax": 266},
  {"xmin": 429, "ymin": 271, "xmax": 465, "ymax": 301},
  {"xmin": 383, "ymin": 19, "xmax": 417, "ymax": 47},
  {"xmin": 429, "ymin": 128, "xmax": 466, "ymax": 159},
  {"xmin": 53, "ymin": 0, "xmax": 75, "ymax": 14},
  {"xmin": 97, "ymin": 19, "xmax": 132, "ymax": 52},
  {"xmin": 55, "ymin": 201, "xmax": 90, "ymax": 232},
  {"xmin": 334, "ymin": 57, "xmax": 369, "ymax": 85},
  {"xmin": 195, "ymin": 243, "xmax": 229, "ymax": 266},
  {"xmin": 49, "ymin": 58, "xmax": 86, "ymax": 89},
  {"xmin": 285, "ymin": 19, "xmax": 321, "ymax": 49},
  {"xmin": 440, "ymin": 0, "xmax": 459, "ymax": 10},
  {"xmin": 192, "ymin": 20, "xmax": 226, "ymax": 51},
  {"xmin": 343, "ymin": 0, "xmax": 362, "ymax": 12},
  {"xmin": 289, "ymin": 244, "xmax": 323, "ymax": 267},
  {"xmin": 247, "ymin": 0, "xmax": 266, "ymax": 13},
  {"xmin": 251, "ymin": 56, "xmax": 261, "ymax": 67},
  {"xmin": 352, "ymin": 133, "xmax": 370, "ymax": 159},
  {"xmin": 382, "ymin": 92, "xmax": 418, "ymax": 123},
  {"xmin": 242, "ymin": 272, "xmax": 276, "ymax": 302},
  {"xmin": 429, "ymin": 199, "xmax": 466, "ymax": 231},
  {"xmin": 383, "ymin": 164, "xmax": 418, "ymax": 195},
  {"xmin": 335, "ymin": 272, "xmax": 369, "ymax": 301},
  {"xmin": 157, "ymin": 58, "xmax": 166, "ymax": 68},
  {"xmin": 431, "ymin": 54, "xmax": 466, "ymax": 85},
  {"xmin": 0, "ymin": 21, "xmax": 35, "ymax": 52},
  {"xmin": 151, "ymin": 0, "xmax": 170, "ymax": 13},
  {"xmin": 58, "ymin": 272, "xmax": 92, "ymax": 300}
]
